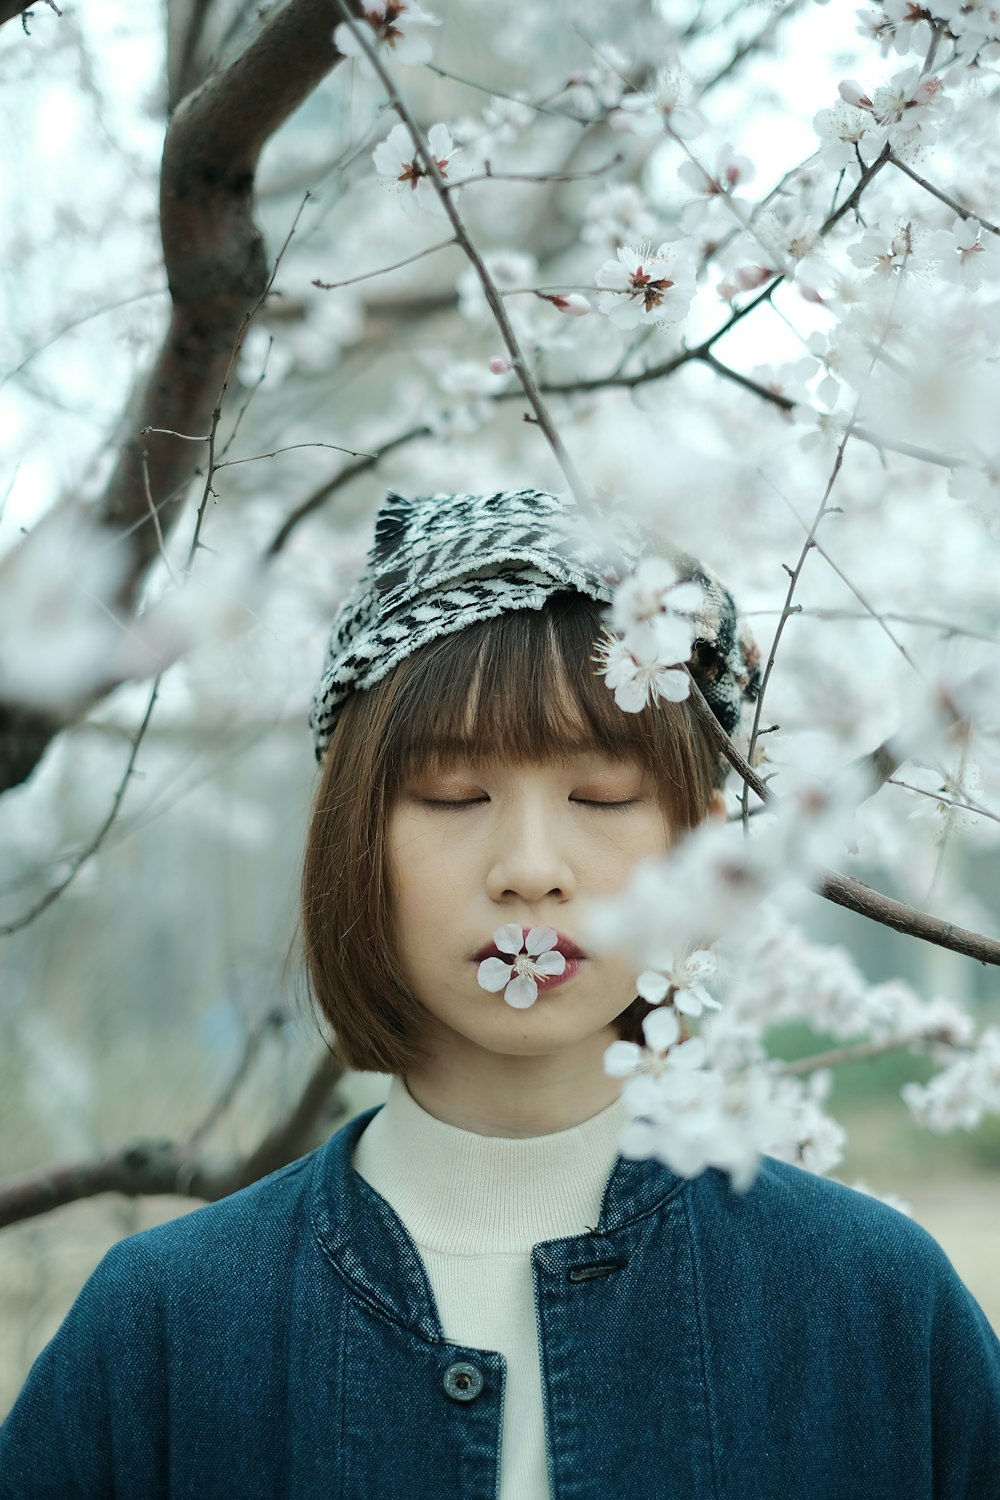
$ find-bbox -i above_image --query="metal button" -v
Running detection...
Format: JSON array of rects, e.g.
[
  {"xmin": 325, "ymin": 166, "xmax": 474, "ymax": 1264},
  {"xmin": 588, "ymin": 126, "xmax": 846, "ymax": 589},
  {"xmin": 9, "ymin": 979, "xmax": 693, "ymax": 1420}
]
[{"xmin": 442, "ymin": 1361, "xmax": 484, "ymax": 1402}]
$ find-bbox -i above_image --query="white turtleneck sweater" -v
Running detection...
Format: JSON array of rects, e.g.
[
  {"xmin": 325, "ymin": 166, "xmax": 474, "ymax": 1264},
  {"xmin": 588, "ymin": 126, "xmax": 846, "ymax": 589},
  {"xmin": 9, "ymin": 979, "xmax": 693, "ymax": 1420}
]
[{"xmin": 351, "ymin": 1076, "xmax": 628, "ymax": 1500}]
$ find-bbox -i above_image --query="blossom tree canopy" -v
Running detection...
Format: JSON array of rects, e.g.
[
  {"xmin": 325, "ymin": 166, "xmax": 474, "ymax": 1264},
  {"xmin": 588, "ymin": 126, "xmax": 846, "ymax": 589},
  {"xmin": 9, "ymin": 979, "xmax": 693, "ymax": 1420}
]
[{"xmin": 0, "ymin": 0, "xmax": 999, "ymax": 1226}]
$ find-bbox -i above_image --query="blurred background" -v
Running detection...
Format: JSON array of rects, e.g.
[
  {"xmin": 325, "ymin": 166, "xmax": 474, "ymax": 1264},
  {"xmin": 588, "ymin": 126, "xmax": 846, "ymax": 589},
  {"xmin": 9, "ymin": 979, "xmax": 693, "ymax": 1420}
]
[{"xmin": 1, "ymin": 0, "xmax": 998, "ymax": 1412}]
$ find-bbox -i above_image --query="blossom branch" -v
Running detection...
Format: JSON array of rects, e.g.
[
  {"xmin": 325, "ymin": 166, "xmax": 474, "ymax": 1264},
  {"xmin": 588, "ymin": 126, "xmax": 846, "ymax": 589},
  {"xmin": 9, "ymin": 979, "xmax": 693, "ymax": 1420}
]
[
  {"xmin": 330, "ymin": 0, "xmax": 593, "ymax": 513},
  {"xmin": 773, "ymin": 1030, "xmax": 948, "ymax": 1078},
  {"xmin": 888, "ymin": 151, "xmax": 1000, "ymax": 236},
  {"xmin": 684, "ymin": 674, "xmax": 1000, "ymax": 967}
]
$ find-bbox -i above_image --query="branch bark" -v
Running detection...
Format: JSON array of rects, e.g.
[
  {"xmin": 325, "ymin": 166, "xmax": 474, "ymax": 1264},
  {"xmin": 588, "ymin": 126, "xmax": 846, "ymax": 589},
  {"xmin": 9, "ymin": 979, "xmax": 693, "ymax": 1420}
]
[
  {"xmin": 0, "ymin": 0, "xmax": 356, "ymax": 795},
  {"xmin": 0, "ymin": 1049, "xmax": 346, "ymax": 1230}
]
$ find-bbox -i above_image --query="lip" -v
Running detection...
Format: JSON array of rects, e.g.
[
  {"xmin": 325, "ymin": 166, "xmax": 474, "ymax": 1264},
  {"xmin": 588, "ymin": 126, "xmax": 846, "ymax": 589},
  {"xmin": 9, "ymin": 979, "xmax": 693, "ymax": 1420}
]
[
  {"xmin": 471, "ymin": 929, "xmax": 588, "ymax": 963},
  {"xmin": 533, "ymin": 957, "xmax": 584, "ymax": 993}
]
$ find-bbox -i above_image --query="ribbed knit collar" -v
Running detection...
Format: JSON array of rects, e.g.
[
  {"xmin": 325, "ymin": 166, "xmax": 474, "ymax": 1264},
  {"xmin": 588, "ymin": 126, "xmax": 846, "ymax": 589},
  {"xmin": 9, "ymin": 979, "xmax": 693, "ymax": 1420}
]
[{"xmin": 351, "ymin": 1076, "xmax": 629, "ymax": 1256}]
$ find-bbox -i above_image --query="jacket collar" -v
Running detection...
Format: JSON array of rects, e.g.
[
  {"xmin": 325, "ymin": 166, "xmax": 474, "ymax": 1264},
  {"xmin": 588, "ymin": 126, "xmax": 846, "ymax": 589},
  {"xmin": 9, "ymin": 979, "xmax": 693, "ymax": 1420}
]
[{"xmin": 309, "ymin": 1103, "xmax": 687, "ymax": 1341}]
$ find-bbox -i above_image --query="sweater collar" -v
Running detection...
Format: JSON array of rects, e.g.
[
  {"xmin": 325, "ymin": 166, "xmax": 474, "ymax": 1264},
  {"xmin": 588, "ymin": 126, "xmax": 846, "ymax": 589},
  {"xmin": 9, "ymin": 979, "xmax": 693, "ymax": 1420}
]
[
  {"xmin": 309, "ymin": 1091, "xmax": 688, "ymax": 1342},
  {"xmin": 351, "ymin": 1076, "xmax": 629, "ymax": 1255}
]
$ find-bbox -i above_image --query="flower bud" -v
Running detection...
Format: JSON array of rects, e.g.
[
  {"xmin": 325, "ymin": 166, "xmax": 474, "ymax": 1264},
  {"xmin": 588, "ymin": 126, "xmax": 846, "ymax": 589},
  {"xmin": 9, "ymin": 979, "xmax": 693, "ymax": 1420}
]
[{"xmin": 838, "ymin": 79, "xmax": 873, "ymax": 109}]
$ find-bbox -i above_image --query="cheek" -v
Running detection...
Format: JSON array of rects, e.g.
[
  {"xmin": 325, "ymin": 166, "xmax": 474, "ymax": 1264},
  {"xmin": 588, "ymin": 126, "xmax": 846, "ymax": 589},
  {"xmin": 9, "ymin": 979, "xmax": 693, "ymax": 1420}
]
[{"xmin": 388, "ymin": 816, "xmax": 469, "ymax": 917}]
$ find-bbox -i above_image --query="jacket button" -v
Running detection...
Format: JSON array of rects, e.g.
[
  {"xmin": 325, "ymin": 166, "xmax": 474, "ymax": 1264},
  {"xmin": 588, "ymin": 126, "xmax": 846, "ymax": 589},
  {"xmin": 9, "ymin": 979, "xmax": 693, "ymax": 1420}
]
[{"xmin": 442, "ymin": 1361, "xmax": 484, "ymax": 1402}]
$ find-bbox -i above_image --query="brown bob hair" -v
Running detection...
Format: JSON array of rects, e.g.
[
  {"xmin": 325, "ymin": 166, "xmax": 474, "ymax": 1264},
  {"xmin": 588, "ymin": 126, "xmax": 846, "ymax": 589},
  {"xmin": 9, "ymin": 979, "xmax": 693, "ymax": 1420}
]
[{"xmin": 300, "ymin": 591, "xmax": 719, "ymax": 1076}]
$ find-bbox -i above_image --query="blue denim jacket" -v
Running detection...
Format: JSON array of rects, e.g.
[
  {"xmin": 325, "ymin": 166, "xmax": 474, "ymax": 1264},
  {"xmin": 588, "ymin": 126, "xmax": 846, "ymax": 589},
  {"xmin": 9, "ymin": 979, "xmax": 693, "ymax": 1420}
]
[{"xmin": 2, "ymin": 1101, "xmax": 999, "ymax": 1499}]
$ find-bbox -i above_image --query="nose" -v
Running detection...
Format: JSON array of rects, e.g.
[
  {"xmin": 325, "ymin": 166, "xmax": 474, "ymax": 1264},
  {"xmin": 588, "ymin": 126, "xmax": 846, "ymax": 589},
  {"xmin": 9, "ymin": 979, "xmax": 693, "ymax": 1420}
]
[{"xmin": 484, "ymin": 794, "xmax": 577, "ymax": 904}]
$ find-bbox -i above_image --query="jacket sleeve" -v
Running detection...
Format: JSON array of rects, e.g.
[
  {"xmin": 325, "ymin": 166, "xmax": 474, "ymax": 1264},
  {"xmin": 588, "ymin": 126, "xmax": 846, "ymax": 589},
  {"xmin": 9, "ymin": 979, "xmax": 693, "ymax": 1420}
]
[
  {"xmin": 928, "ymin": 1249, "xmax": 1000, "ymax": 1496},
  {"xmin": 0, "ymin": 1236, "xmax": 168, "ymax": 1500}
]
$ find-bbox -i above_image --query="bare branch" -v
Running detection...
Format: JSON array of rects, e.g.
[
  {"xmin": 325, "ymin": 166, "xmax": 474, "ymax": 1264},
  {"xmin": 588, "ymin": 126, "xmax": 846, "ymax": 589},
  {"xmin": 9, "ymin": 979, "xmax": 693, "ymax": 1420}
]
[
  {"xmin": 0, "ymin": 1049, "xmax": 346, "ymax": 1230},
  {"xmin": 0, "ymin": 0, "xmax": 59, "ymax": 31},
  {"xmin": 0, "ymin": 677, "xmax": 163, "ymax": 936}
]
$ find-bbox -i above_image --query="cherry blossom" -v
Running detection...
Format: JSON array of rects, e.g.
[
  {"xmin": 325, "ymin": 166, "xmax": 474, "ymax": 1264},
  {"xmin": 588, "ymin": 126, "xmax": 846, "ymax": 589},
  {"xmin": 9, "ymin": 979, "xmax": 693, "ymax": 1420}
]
[
  {"xmin": 594, "ymin": 240, "xmax": 696, "ymax": 332},
  {"xmin": 678, "ymin": 142, "xmax": 755, "ymax": 198},
  {"xmin": 926, "ymin": 215, "xmax": 1000, "ymax": 290},
  {"xmin": 372, "ymin": 121, "xmax": 457, "ymax": 216},
  {"xmin": 609, "ymin": 65, "xmax": 705, "ymax": 139},
  {"xmin": 610, "ymin": 555, "xmax": 705, "ymax": 660},
  {"xmin": 870, "ymin": 0, "xmax": 934, "ymax": 58},
  {"xmin": 592, "ymin": 627, "xmax": 693, "ymax": 712},
  {"xmin": 636, "ymin": 948, "xmax": 721, "ymax": 1017},
  {"xmin": 558, "ymin": 46, "xmax": 631, "ymax": 119},
  {"xmin": 813, "ymin": 98, "xmax": 883, "ymax": 169},
  {"xmin": 579, "ymin": 183, "xmax": 659, "ymax": 253},
  {"xmin": 537, "ymin": 292, "xmax": 591, "ymax": 317},
  {"xmin": 333, "ymin": 0, "xmax": 441, "ymax": 67},
  {"xmin": 845, "ymin": 216, "xmax": 932, "ymax": 279},
  {"xmin": 477, "ymin": 924, "xmax": 566, "ymax": 1008},
  {"xmin": 935, "ymin": 0, "xmax": 1000, "ymax": 54},
  {"xmin": 604, "ymin": 1008, "xmax": 807, "ymax": 1190},
  {"xmin": 901, "ymin": 1026, "xmax": 1000, "ymax": 1132},
  {"xmin": 419, "ymin": 355, "xmax": 502, "ymax": 436}
]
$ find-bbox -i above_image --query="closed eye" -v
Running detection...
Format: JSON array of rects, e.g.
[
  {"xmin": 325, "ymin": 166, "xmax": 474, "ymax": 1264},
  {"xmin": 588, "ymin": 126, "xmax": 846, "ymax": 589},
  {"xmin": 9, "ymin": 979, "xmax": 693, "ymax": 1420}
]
[{"xmin": 419, "ymin": 798, "xmax": 637, "ymax": 811}]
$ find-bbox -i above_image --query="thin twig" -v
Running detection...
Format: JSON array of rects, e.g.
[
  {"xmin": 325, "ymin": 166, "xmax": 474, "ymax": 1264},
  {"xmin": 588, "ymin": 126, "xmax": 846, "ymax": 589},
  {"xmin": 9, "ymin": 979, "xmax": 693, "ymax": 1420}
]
[
  {"xmin": 330, "ymin": 0, "xmax": 592, "ymax": 513},
  {"xmin": 0, "ymin": 675, "xmax": 163, "ymax": 936},
  {"xmin": 889, "ymin": 151, "xmax": 1000, "ymax": 236},
  {"xmin": 313, "ymin": 234, "xmax": 458, "ymax": 290}
]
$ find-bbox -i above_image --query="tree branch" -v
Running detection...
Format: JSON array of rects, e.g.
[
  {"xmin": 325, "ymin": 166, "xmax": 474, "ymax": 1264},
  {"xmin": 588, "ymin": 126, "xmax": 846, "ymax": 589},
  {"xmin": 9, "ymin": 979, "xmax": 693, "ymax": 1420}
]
[
  {"xmin": 0, "ymin": 0, "xmax": 358, "ymax": 796},
  {"xmin": 0, "ymin": 1049, "xmax": 346, "ymax": 1230}
]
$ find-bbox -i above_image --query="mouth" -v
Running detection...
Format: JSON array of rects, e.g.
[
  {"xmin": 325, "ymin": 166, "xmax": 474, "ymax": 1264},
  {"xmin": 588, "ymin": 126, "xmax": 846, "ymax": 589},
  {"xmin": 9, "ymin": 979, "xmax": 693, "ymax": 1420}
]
[{"xmin": 471, "ymin": 929, "xmax": 587, "ymax": 963}]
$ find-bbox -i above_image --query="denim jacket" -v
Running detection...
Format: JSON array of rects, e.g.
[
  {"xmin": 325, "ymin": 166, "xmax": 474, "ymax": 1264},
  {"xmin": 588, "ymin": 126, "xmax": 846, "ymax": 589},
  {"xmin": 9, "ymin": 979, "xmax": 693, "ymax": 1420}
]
[{"xmin": 2, "ymin": 1101, "xmax": 999, "ymax": 1499}]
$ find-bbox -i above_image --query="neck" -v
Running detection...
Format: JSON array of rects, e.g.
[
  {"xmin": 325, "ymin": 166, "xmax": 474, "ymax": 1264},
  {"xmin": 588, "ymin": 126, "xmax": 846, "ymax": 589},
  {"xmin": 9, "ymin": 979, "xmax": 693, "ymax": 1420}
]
[{"xmin": 403, "ymin": 1025, "xmax": 622, "ymax": 1137}]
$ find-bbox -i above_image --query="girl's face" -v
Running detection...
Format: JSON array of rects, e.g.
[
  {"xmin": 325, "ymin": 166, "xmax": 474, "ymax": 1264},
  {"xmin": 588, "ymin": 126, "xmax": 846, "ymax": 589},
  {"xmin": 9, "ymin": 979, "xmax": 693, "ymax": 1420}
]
[{"xmin": 387, "ymin": 743, "xmax": 686, "ymax": 1063}]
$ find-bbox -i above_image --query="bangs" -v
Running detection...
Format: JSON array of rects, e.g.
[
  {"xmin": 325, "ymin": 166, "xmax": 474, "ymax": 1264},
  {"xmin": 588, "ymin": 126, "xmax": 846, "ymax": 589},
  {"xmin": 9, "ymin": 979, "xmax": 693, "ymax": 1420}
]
[{"xmin": 378, "ymin": 593, "xmax": 681, "ymax": 789}]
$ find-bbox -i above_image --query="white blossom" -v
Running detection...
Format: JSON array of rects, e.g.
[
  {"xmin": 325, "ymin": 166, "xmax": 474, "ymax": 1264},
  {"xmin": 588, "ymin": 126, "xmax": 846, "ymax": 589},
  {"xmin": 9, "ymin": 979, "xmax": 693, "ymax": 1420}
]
[
  {"xmin": 372, "ymin": 121, "xmax": 457, "ymax": 216},
  {"xmin": 592, "ymin": 627, "xmax": 692, "ymax": 712},
  {"xmin": 636, "ymin": 948, "xmax": 721, "ymax": 1017},
  {"xmin": 579, "ymin": 184, "xmax": 659, "ymax": 253},
  {"xmin": 901, "ymin": 1026, "xmax": 1000, "ymax": 1132},
  {"xmin": 926, "ymin": 215, "xmax": 1000, "ymax": 290},
  {"xmin": 609, "ymin": 65, "xmax": 705, "ymax": 139},
  {"xmin": 594, "ymin": 240, "xmax": 696, "ymax": 332},
  {"xmin": 333, "ymin": 0, "xmax": 441, "ymax": 67},
  {"xmin": 605, "ymin": 1008, "xmax": 813, "ymax": 1191}
]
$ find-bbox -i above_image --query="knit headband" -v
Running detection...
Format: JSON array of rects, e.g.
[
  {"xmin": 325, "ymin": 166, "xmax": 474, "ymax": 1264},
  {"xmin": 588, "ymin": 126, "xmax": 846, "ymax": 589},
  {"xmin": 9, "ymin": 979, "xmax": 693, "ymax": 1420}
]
[{"xmin": 309, "ymin": 487, "xmax": 761, "ymax": 786}]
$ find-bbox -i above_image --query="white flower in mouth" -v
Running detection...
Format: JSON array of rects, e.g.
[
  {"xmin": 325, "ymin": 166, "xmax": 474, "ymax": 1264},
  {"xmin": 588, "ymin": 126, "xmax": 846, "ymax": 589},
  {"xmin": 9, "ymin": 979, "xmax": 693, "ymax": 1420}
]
[{"xmin": 477, "ymin": 924, "xmax": 567, "ymax": 1009}]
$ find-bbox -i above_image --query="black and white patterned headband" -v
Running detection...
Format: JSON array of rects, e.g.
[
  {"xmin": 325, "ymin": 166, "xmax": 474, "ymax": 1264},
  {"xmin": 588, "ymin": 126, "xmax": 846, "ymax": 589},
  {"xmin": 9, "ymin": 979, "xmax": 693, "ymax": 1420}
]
[{"xmin": 309, "ymin": 487, "xmax": 761, "ymax": 785}]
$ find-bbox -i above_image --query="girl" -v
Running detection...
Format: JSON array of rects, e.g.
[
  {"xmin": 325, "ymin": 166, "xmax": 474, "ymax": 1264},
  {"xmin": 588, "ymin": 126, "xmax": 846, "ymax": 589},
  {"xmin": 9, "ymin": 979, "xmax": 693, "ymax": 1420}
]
[{"xmin": 1, "ymin": 486, "xmax": 998, "ymax": 1499}]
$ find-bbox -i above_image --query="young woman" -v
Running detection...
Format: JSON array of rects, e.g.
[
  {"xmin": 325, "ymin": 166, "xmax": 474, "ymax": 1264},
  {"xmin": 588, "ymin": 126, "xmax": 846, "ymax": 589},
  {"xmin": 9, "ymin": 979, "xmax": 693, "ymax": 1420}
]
[{"xmin": 1, "ymin": 486, "xmax": 998, "ymax": 1499}]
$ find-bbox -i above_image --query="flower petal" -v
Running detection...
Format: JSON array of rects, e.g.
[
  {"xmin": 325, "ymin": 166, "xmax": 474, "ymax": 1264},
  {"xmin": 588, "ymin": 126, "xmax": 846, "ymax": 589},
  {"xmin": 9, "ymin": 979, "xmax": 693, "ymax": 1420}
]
[
  {"xmin": 604, "ymin": 1040, "xmax": 643, "ymax": 1077},
  {"xmin": 534, "ymin": 950, "xmax": 566, "ymax": 976},
  {"xmin": 525, "ymin": 924, "xmax": 558, "ymax": 955},
  {"xmin": 653, "ymin": 666, "xmax": 691, "ymax": 702},
  {"xmin": 504, "ymin": 975, "xmax": 538, "ymax": 1008},
  {"xmin": 669, "ymin": 1035, "xmax": 707, "ymax": 1070},
  {"xmin": 493, "ymin": 923, "xmax": 525, "ymax": 954},
  {"xmin": 669, "ymin": 580, "xmax": 706, "ymax": 614},
  {"xmin": 637, "ymin": 969, "xmax": 670, "ymax": 1004},
  {"xmin": 642, "ymin": 1006, "xmax": 680, "ymax": 1053},
  {"xmin": 477, "ymin": 957, "xmax": 514, "ymax": 991}
]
